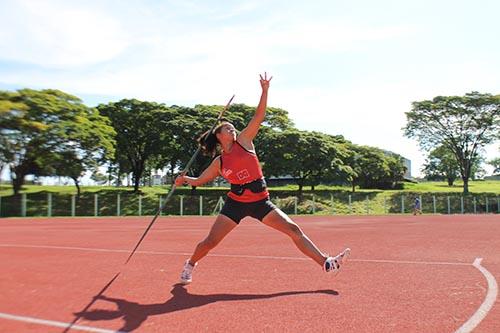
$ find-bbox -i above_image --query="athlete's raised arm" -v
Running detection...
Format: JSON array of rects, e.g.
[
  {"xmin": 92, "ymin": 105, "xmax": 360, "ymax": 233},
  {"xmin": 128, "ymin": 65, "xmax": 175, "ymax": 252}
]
[{"xmin": 238, "ymin": 72, "xmax": 272, "ymax": 149}]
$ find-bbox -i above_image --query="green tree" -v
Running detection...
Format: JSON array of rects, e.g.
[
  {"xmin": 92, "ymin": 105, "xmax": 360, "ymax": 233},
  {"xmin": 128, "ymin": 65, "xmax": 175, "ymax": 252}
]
[
  {"xmin": 347, "ymin": 146, "xmax": 389, "ymax": 191},
  {"xmin": 0, "ymin": 89, "xmax": 115, "ymax": 195},
  {"xmin": 344, "ymin": 144, "xmax": 406, "ymax": 192},
  {"xmin": 97, "ymin": 99, "xmax": 175, "ymax": 193},
  {"xmin": 259, "ymin": 130, "xmax": 350, "ymax": 193},
  {"xmin": 165, "ymin": 105, "xmax": 220, "ymax": 184},
  {"xmin": 162, "ymin": 103, "xmax": 295, "ymax": 190},
  {"xmin": 404, "ymin": 92, "xmax": 500, "ymax": 194},
  {"xmin": 488, "ymin": 157, "xmax": 500, "ymax": 175},
  {"xmin": 382, "ymin": 153, "xmax": 407, "ymax": 188},
  {"xmin": 422, "ymin": 145, "xmax": 460, "ymax": 185}
]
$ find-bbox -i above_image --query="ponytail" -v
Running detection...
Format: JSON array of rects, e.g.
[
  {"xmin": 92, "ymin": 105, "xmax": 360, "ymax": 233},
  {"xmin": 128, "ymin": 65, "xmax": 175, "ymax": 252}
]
[
  {"xmin": 197, "ymin": 130, "xmax": 219, "ymax": 157},
  {"xmin": 197, "ymin": 121, "xmax": 230, "ymax": 157}
]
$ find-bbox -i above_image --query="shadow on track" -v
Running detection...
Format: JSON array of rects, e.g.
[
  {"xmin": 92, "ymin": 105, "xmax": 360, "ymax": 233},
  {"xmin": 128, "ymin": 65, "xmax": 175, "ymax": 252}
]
[{"xmin": 74, "ymin": 284, "xmax": 338, "ymax": 332}]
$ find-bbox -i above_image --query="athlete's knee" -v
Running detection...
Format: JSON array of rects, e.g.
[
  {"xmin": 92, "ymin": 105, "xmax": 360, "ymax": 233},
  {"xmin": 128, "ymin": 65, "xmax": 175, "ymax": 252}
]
[{"xmin": 286, "ymin": 222, "xmax": 304, "ymax": 240}]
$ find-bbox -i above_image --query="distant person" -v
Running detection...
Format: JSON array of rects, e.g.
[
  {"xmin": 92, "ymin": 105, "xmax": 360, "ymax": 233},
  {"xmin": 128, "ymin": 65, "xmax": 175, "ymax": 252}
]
[
  {"xmin": 175, "ymin": 73, "xmax": 350, "ymax": 284},
  {"xmin": 413, "ymin": 197, "xmax": 422, "ymax": 215}
]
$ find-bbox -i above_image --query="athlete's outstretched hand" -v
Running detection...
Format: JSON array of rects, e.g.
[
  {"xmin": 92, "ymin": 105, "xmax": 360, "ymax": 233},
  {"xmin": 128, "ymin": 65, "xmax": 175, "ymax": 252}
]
[{"xmin": 259, "ymin": 72, "xmax": 272, "ymax": 91}]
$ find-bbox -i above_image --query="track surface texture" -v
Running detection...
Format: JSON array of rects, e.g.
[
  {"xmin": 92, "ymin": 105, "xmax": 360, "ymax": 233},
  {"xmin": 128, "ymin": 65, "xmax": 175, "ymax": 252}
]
[{"xmin": 0, "ymin": 214, "xmax": 498, "ymax": 332}]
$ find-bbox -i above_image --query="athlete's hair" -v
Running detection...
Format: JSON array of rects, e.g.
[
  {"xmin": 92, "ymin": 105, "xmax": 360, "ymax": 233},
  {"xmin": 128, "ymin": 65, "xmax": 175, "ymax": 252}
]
[{"xmin": 197, "ymin": 121, "xmax": 232, "ymax": 157}]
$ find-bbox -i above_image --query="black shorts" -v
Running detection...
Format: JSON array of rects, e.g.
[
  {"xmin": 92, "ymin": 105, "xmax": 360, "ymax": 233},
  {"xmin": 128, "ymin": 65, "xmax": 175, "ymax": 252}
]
[{"xmin": 220, "ymin": 196, "xmax": 277, "ymax": 224}]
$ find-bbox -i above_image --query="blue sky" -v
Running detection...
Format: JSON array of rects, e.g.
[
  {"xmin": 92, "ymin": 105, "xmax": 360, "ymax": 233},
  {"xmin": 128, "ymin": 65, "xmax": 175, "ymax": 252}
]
[{"xmin": 1, "ymin": 0, "xmax": 499, "ymax": 178}]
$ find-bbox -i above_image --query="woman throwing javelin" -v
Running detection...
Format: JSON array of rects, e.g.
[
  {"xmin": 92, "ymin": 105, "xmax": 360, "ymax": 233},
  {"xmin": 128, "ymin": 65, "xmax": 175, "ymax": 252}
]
[{"xmin": 175, "ymin": 73, "xmax": 350, "ymax": 284}]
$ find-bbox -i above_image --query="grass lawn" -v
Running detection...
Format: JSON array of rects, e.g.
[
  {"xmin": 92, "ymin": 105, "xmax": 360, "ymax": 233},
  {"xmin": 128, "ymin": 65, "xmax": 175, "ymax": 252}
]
[
  {"xmin": 1, "ymin": 180, "xmax": 499, "ymax": 197},
  {"xmin": 1, "ymin": 181, "xmax": 498, "ymax": 217}
]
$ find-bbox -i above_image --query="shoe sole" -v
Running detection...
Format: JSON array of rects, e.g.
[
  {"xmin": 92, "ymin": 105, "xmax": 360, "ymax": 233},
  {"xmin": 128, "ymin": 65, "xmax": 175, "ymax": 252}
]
[
  {"xmin": 332, "ymin": 248, "xmax": 351, "ymax": 276},
  {"xmin": 340, "ymin": 248, "xmax": 351, "ymax": 264}
]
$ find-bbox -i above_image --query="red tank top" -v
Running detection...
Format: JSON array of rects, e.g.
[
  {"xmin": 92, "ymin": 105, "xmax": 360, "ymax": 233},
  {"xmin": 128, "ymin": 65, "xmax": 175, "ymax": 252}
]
[{"xmin": 220, "ymin": 141, "xmax": 269, "ymax": 202}]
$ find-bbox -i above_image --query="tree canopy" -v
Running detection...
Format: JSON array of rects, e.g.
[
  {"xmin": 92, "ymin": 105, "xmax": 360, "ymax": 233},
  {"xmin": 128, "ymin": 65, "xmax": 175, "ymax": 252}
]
[
  {"xmin": 1, "ymin": 88, "xmax": 419, "ymax": 194},
  {"xmin": 404, "ymin": 92, "xmax": 500, "ymax": 193},
  {"xmin": 0, "ymin": 89, "xmax": 115, "ymax": 194}
]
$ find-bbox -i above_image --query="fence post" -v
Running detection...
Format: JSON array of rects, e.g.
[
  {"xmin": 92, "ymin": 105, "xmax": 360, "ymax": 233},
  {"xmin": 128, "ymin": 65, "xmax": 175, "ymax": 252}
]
[
  {"xmin": 47, "ymin": 193, "xmax": 52, "ymax": 217},
  {"xmin": 419, "ymin": 195, "xmax": 423, "ymax": 213},
  {"xmin": 94, "ymin": 194, "xmax": 98, "ymax": 217},
  {"xmin": 460, "ymin": 196, "xmax": 464, "ymax": 214},
  {"xmin": 117, "ymin": 194, "xmax": 121, "ymax": 216},
  {"xmin": 294, "ymin": 197, "xmax": 298, "ymax": 215},
  {"xmin": 180, "ymin": 195, "xmax": 184, "ymax": 216},
  {"xmin": 486, "ymin": 197, "xmax": 489, "ymax": 213},
  {"xmin": 312, "ymin": 195, "xmax": 315, "ymax": 214},
  {"xmin": 473, "ymin": 197, "xmax": 477, "ymax": 214},
  {"xmin": 199, "ymin": 196, "xmax": 203, "ymax": 216},
  {"xmin": 159, "ymin": 196, "xmax": 163, "ymax": 216},
  {"xmin": 348, "ymin": 195, "xmax": 352, "ymax": 214},
  {"xmin": 401, "ymin": 195, "xmax": 405, "ymax": 214},
  {"xmin": 365, "ymin": 196, "xmax": 369, "ymax": 215},
  {"xmin": 433, "ymin": 195, "xmax": 436, "ymax": 214},
  {"xmin": 330, "ymin": 194, "xmax": 335, "ymax": 215},
  {"xmin": 21, "ymin": 193, "xmax": 27, "ymax": 217},
  {"xmin": 71, "ymin": 195, "xmax": 76, "ymax": 217},
  {"xmin": 138, "ymin": 195, "xmax": 142, "ymax": 216},
  {"xmin": 447, "ymin": 196, "xmax": 450, "ymax": 214}
]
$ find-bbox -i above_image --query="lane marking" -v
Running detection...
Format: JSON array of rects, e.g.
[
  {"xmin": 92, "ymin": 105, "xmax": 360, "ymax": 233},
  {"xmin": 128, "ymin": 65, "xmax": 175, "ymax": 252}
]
[
  {"xmin": 0, "ymin": 243, "xmax": 471, "ymax": 266},
  {"xmin": 454, "ymin": 258, "xmax": 498, "ymax": 333},
  {"xmin": 0, "ymin": 312, "xmax": 124, "ymax": 333}
]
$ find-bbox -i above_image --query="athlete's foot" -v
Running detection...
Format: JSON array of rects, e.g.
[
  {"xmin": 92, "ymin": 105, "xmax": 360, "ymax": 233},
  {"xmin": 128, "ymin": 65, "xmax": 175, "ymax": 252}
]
[
  {"xmin": 323, "ymin": 248, "xmax": 350, "ymax": 275},
  {"xmin": 180, "ymin": 260, "xmax": 196, "ymax": 284}
]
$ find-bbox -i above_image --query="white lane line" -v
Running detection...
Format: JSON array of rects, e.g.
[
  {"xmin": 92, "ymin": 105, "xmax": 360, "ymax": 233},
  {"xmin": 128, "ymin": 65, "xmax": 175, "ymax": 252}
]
[
  {"xmin": 0, "ymin": 243, "xmax": 471, "ymax": 266},
  {"xmin": 454, "ymin": 258, "xmax": 498, "ymax": 333},
  {"xmin": 0, "ymin": 312, "xmax": 124, "ymax": 333},
  {"xmin": 349, "ymin": 258, "xmax": 471, "ymax": 266}
]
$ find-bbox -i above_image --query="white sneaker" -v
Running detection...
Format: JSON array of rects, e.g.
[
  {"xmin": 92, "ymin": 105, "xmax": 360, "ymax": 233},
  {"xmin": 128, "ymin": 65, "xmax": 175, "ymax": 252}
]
[
  {"xmin": 180, "ymin": 260, "xmax": 197, "ymax": 284},
  {"xmin": 323, "ymin": 248, "xmax": 350, "ymax": 275}
]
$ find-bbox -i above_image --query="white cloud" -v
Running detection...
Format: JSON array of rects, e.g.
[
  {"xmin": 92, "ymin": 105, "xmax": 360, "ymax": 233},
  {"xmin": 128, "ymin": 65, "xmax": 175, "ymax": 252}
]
[
  {"xmin": 1, "ymin": 1, "xmax": 498, "ymax": 178},
  {"xmin": 0, "ymin": 0, "xmax": 129, "ymax": 67}
]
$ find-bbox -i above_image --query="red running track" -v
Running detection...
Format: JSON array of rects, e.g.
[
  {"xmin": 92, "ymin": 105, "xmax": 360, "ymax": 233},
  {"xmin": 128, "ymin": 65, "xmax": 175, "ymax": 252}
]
[{"xmin": 0, "ymin": 215, "xmax": 498, "ymax": 332}]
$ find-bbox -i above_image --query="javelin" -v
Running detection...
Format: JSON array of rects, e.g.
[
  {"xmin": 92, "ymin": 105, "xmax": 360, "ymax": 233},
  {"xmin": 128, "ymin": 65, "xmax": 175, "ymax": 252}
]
[{"xmin": 124, "ymin": 94, "xmax": 235, "ymax": 264}]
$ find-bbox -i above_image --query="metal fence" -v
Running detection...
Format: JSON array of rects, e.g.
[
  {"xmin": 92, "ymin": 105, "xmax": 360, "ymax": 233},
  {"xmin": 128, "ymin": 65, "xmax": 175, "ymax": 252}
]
[{"xmin": 0, "ymin": 193, "xmax": 498, "ymax": 217}]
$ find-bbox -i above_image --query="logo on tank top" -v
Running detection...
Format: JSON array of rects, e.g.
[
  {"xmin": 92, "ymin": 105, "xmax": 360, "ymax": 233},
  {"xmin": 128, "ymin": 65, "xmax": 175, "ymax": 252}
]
[
  {"xmin": 222, "ymin": 168, "xmax": 233, "ymax": 178},
  {"xmin": 236, "ymin": 169, "xmax": 250, "ymax": 181}
]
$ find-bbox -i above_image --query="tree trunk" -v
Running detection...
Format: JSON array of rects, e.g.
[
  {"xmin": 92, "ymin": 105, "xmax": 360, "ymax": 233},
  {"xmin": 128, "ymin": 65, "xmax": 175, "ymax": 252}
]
[
  {"xmin": 461, "ymin": 160, "xmax": 471, "ymax": 195},
  {"xmin": 351, "ymin": 182, "xmax": 356, "ymax": 193},
  {"xmin": 447, "ymin": 177, "xmax": 454, "ymax": 186},
  {"xmin": 133, "ymin": 174, "xmax": 140, "ymax": 193},
  {"xmin": 71, "ymin": 177, "xmax": 81, "ymax": 198},
  {"xmin": 297, "ymin": 183, "xmax": 303, "ymax": 196},
  {"xmin": 462, "ymin": 176, "xmax": 469, "ymax": 194},
  {"xmin": 132, "ymin": 162, "xmax": 145, "ymax": 193},
  {"xmin": 12, "ymin": 175, "xmax": 24, "ymax": 195},
  {"xmin": 12, "ymin": 167, "xmax": 27, "ymax": 195}
]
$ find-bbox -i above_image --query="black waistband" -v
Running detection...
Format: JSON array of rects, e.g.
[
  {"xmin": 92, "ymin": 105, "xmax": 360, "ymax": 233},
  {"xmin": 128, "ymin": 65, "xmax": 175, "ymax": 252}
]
[{"xmin": 230, "ymin": 178, "xmax": 267, "ymax": 196}]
